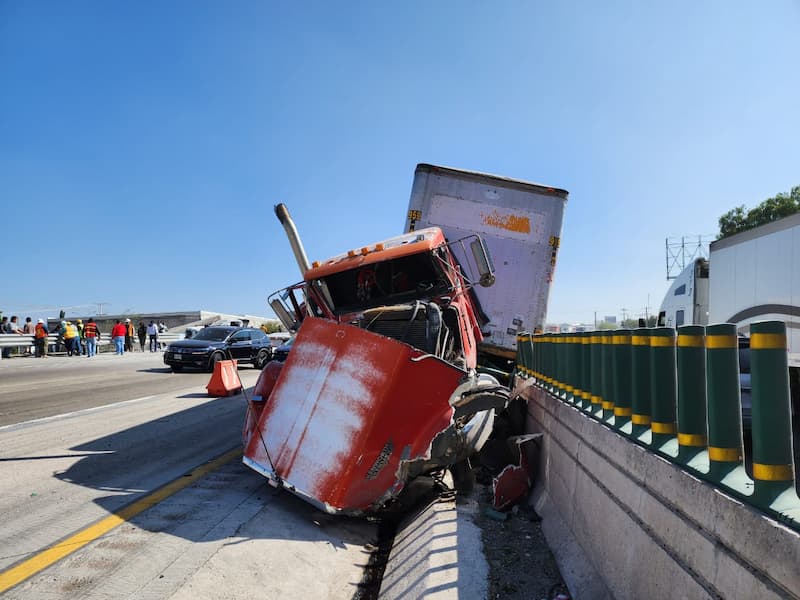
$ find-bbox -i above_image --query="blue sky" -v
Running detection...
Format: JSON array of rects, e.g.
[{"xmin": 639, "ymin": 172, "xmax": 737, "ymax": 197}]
[{"xmin": 2, "ymin": 2, "xmax": 798, "ymax": 325}]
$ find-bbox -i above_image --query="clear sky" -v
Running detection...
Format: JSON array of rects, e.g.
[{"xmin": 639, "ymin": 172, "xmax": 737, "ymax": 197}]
[{"xmin": 2, "ymin": 2, "xmax": 798, "ymax": 325}]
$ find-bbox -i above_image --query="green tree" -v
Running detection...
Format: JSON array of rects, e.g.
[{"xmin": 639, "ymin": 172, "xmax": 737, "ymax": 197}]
[{"xmin": 718, "ymin": 186, "xmax": 800, "ymax": 239}]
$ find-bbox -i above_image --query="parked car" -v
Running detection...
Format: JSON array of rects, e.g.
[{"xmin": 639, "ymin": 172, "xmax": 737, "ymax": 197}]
[
  {"xmin": 163, "ymin": 326, "xmax": 273, "ymax": 372},
  {"xmin": 272, "ymin": 336, "xmax": 295, "ymax": 362}
]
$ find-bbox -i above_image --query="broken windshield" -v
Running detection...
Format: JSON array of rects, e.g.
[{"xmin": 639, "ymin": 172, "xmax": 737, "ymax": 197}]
[{"xmin": 317, "ymin": 251, "xmax": 452, "ymax": 315}]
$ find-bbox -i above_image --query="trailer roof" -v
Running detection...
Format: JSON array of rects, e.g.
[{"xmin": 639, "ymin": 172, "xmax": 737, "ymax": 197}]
[
  {"xmin": 416, "ymin": 163, "xmax": 569, "ymax": 199},
  {"xmin": 711, "ymin": 211, "xmax": 800, "ymax": 252}
]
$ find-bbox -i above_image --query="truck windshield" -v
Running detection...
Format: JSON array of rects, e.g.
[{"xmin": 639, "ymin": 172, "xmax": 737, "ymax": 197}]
[{"xmin": 317, "ymin": 251, "xmax": 451, "ymax": 315}]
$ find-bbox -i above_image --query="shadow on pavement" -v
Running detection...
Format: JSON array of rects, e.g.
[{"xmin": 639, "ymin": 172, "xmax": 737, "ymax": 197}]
[{"xmin": 53, "ymin": 396, "xmax": 374, "ymax": 549}]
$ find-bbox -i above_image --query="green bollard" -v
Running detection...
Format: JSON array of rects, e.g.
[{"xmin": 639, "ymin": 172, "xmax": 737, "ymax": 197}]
[
  {"xmin": 546, "ymin": 333, "xmax": 556, "ymax": 394},
  {"xmin": 536, "ymin": 334, "xmax": 544, "ymax": 388},
  {"xmin": 705, "ymin": 324, "xmax": 747, "ymax": 487},
  {"xmin": 561, "ymin": 334, "xmax": 574, "ymax": 402},
  {"xmin": 601, "ymin": 330, "xmax": 615, "ymax": 423},
  {"xmin": 750, "ymin": 321, "xmax": 798, "ymax": 510},
  {"xmin": 581, "ymin": 332, "xmax": 592, "ymax": 410},
  {"xmin": 676, "ymin": 325, "xmax": 708, "ymax": 467},
  {"xmin": 569, "ymin": 333, "xmax": 582, "ymax": 405},
  {"xmin": 589, "ymin": 332, "xmax": 603, "ymax": 418},
  {"xmin": 555, "ymin": 333, "xmax": 566, "ymax": 400},
  {"xmin": 612, "ymin": 330, "xmax": 632, "ymax": 431},
  {"xmin": 573, "ymin": 333, "xmax": 584, "ymax": 405},
  {"xmin": 650, "ymin": 327, "xmax": 678, "ymax": 455},
  {"xmin": 631, "ymin": 328, "xmax": 652, "ymax": 439}
]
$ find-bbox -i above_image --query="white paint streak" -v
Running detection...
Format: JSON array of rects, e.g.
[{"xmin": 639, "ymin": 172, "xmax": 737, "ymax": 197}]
[{"xmin": 254, "ymin": 337, "xmax": 389, "ymax": 497}]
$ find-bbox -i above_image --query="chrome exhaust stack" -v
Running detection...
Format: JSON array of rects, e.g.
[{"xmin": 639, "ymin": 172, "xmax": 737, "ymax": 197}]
[{"xmin": 275, "ymin": 203, "xmax": 311, "ymax": 275}]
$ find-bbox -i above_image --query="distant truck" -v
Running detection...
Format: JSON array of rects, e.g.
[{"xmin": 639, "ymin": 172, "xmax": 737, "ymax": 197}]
[
  {"xmin": 658, "ymin": 212, "xmax": 800, "ymax": 368},
  {"xmin": 404, "ymin": 164, "xmax": 568, "ymax": 372}
]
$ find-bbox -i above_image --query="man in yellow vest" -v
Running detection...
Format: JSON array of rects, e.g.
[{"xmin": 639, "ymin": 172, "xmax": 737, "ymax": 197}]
[{"xmin": 63, "ymin": 321, "xmax": 79, "ymax": 357}]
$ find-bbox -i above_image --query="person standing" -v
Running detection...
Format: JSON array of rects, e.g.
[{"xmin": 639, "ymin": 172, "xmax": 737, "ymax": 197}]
[
  {"xmin": 8, "ymin": 316, "xmax": 22, "ymax": 334},
  {"xmin": 56, "ymin": 320, "xmax": 67, "ymax": 353},
  {"xmin": 74, "ymin": 319, "xmax": 85, "ymax": 356},
  {"xmin": 23, "ymin": 317, "xmax": 35, "ymax": 334},
  {"xmin": 63, "ymin": 321, "xmax": 79, "ymax": 356},
  {"xmin": 111, "ymin": 319, "xmax": 126, "ymax": 355},
  {"xmin": 146, "ymin": 321, "xmax": 158, "ymax": 352},
  {"xmin": 137, "ymin": 321, "xmax": 147, "ymax": 352},
  {"xmin": 84, "ymin": 317, "xmax": 100, "ymax": 357},
  {"xmin": 125, "ymin": 318, "xmax": 135, "ymax": 353},
  {"xmin": 34, "ymin": 319, "xmax": 48, "ymax": 358}
]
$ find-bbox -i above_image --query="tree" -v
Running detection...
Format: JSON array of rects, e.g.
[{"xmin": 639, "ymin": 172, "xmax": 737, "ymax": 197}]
[{"xmin": 718, "ymin": 186, "xmax": 800, "ymax": 239}]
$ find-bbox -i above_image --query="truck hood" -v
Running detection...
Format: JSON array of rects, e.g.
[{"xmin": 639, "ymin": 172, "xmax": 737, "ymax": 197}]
[{"xmin": 242, "ymin": 317, "xmax": 497, "ymax": 514}]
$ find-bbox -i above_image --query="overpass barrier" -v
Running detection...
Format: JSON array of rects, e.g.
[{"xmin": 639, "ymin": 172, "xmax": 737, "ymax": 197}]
[
  {"xmin": 0, "ymin": 332, "xmax": 185, "ymax": 358},
  {"xmin": 515, "ymin": 321, "xmax": 800, "ymax": 599}
]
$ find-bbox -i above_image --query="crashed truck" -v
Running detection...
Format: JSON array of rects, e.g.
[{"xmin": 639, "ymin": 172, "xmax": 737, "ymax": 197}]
[{"xmin": 243, "ymin": 165, "xmax": 567, "ymax": 515}]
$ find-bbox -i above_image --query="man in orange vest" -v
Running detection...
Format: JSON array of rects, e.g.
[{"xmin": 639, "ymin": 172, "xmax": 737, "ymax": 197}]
[
  {"xmin": 34, "ymin": 319, "xmax": 49, "ymax": 358},
  {"xmin": 83, "ymin": 317, "xmax": 100, "ymax": 358}
]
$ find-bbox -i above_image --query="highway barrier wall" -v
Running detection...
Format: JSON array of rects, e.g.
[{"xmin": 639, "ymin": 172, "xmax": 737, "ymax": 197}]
[{"xmin": 516, "ymin": 322, "xmax": 800, "ymax": 599}]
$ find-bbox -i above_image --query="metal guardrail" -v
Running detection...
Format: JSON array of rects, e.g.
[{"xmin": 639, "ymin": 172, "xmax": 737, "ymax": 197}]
[
  {"xmin": 515, "ymin": 320, "xmax": 800, "ymax": 528},
  {"xmin": 0, "ymin": 332, "xmax": 186, "ymax": 358}
]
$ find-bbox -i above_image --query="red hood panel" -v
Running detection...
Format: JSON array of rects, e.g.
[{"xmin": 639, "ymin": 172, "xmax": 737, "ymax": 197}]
[{"xmin": 243, "ymin": 317, "xmax": 464, "ymax": 512}]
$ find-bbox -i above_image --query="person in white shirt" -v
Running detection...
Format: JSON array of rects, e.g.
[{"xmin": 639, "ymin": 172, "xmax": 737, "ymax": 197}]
[{"xmin": 146, "ymin": 321, "xmax": 159, "ymax": 352}]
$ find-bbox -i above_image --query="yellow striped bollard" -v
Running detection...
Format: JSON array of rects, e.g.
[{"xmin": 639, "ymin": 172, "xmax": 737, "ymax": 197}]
[
  {"xmin": 612, "ymin": 329, "xmax": 632, "ymax": 430},
  {"xmin": 676, "ymin": 325, "xmax": 708, "ymax": 466},
  {"xmin": 601, "ymin": 330, "xmax": 615, "ymax": 423},
  {"xmin": 589, "ymin": 331, "xmax": 604, "ymax": 419},
  {"xmin": 650, "ymin": 327, "xmax": 678, "ymax": 452},
  {"xmin": 749, "ymin": 321, "xmax": 798, "ymax": 510},
  {"xmin": 705, "ymin": 324, "xmax": 746, "ymax": 485},
  {"xmin": 631, "ymin": 328, "xmax": 652, "ymax": 438},
  {"xmin": 580, "ymin": 332, "xmax": 592, "ymax": 411}
]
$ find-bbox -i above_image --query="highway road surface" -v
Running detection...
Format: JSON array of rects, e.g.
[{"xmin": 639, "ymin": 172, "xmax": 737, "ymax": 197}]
[{"xmin": 0, "ymin": 352, "xmax": 378, "ymax": 598}]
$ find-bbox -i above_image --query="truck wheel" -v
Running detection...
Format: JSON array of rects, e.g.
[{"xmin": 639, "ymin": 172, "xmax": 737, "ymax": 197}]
[{"xmin": 170, "ymin": 365, "xmax": 183, "ymax": 373}]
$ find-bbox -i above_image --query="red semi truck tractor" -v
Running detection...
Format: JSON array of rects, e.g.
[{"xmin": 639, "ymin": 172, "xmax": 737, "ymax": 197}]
[{"xmin": 242, "ymin": 205, "xmax": 510, "ymax": 515}]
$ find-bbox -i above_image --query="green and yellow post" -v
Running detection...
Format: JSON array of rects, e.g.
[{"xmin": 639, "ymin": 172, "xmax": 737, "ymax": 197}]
[
  {"xmin": 650, "ymin": 327, "xmax": 678, "ymax": 454},
  {"xmin": 602, "ymin": 330, "xmax": 615, "ymax": 423},
  {"xmin": 749, "ymin": 321, "xmax": 798, "ymax": 512},
  {"xmin": 581, "ymin": 332, "xmax": 592, "ymax": 410},
  {"xmin": 705, "ymin": 324, "xmax": 746, "ymax": 487},
  {"xmin": 676, "ymin": 325, "xmax": 708, "ymax": 466},
  {"xmin": 631, "ymin": 328, "xmax": 652, "ymax": 438},
  {"xmin": 612, "ymin": 330, "xmax": 632, "ymax": 430},
  {"xmin": 590, "ymin": 332, "xmax": 603, "ymax": 418}
]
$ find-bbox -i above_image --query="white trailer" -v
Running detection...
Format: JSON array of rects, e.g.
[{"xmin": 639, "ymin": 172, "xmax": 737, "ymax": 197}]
[
  {"xmin": 709, "ymin": 212, "xmax": 800, "ymax": 367},
  {"xmin": 404, "ymin": 163, "xmax": 568, "ymax": 364},
  {"xmin": 659, "ymin": 212, "xmax": 800, "ymax": 367}
]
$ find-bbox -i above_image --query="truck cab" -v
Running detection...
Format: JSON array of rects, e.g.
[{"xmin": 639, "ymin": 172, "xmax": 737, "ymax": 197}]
[{"xmin": 242, "ymin": 209, "xmax": 509, "ymax": 515}]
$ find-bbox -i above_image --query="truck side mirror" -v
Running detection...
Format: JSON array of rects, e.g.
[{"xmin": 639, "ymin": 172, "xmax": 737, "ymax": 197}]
[{"xmin": 470, "ymin": 238, "xmax": 496, "ymax": 288}]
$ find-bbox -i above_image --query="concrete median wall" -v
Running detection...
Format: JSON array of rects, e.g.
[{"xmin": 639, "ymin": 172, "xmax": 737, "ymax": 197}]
[{"xmin": 524, "ymin": 386, "xmax": 800, "ymax": 600}]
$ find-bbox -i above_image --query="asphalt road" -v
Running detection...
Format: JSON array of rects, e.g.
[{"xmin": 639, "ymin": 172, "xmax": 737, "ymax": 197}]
[
  {"xmin": 0, "ymin": 351, "xmax": 248, "ymax": 427},
  {"xmin": 0, "ymin": 353, "xmax": 378, "ymax": 598}
]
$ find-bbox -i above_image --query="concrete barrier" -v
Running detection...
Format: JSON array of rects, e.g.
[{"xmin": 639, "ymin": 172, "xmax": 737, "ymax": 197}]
[{"xmin": 523, "ymin": 384, "xmax": 800, "ymax": 599}]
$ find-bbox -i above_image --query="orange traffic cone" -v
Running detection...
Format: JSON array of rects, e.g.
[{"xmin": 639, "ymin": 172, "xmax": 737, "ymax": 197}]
[{"xmin": 206, "ymin": 359, "xmax": 242, "ymax": 397}]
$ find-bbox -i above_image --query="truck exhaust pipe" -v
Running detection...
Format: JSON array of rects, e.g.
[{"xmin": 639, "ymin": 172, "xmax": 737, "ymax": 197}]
[{"xmin": 275, "ymin": 203, "xmax": 311, "ymax": 275}]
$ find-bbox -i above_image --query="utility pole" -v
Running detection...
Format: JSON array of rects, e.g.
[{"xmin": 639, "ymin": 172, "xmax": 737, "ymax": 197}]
[{"xmin": 621, "ymin": 307, "xmax": 628, "ymax": 325}]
